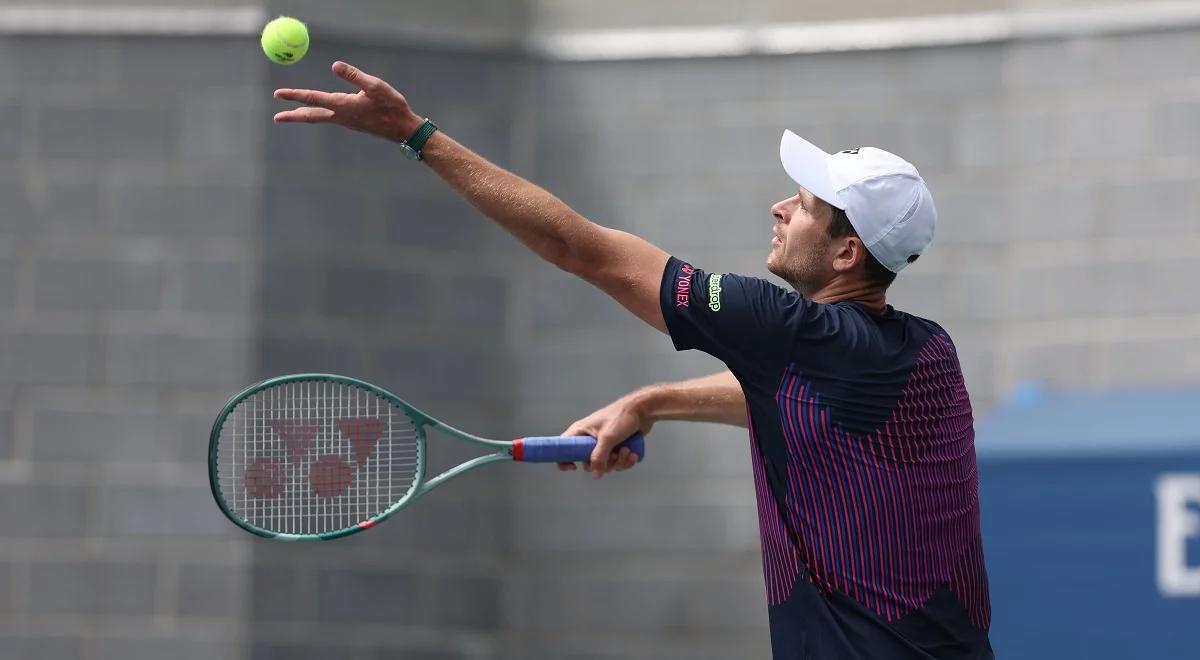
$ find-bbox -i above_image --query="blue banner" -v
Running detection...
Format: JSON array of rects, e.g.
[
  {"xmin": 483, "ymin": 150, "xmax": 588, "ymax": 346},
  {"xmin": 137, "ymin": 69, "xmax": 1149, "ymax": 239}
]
[{"xmin": 980, "ymin": 454, "xmax": 1200, "ymax": 658}]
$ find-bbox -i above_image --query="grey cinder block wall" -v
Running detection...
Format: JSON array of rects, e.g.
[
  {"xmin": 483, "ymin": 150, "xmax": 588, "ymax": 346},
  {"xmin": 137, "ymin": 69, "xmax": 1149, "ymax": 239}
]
[
  {"xmin": 1, "ymin": 1, "xmax": 1199, "ymax": 659},
  {"xmin": 0, "ymin": 29, "xmax": 265, "ymax": 660}
]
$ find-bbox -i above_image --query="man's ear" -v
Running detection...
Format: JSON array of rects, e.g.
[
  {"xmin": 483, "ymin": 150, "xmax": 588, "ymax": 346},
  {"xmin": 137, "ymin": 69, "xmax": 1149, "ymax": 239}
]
[{"xmin": 831, "ymin": 237, "xmax": 864, "ymax": 274}]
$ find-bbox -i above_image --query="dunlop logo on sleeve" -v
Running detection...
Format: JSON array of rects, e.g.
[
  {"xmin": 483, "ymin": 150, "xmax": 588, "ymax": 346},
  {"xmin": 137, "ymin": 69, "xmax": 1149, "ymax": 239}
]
[{"xmin": 708, "ymin": 274, "xmax": 723, "ymax": 311}]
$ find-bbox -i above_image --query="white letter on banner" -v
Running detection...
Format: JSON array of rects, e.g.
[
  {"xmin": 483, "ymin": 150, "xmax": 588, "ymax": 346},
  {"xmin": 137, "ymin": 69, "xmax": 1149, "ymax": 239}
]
[{"xmin": 1156, "ymin": 473, "xmax": 1200, "ymax": 597}]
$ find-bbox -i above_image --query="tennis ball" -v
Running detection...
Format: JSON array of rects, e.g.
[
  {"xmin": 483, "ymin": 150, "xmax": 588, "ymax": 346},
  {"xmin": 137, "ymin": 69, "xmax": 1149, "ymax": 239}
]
[{"xmin": 261, "ymin": 16, "xmax": 309, "ymax": 66}]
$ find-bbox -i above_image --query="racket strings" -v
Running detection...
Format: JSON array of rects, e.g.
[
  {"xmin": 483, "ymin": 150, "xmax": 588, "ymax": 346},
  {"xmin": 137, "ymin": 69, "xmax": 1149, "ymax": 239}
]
[{"xmin": 216, "ymin": 380, "xmax": 421, "ymax": 535}]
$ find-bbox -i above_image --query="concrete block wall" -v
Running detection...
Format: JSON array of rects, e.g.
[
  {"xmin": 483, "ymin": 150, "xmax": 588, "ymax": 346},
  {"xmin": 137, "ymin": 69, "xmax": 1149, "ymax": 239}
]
[
  {"xmin": 0, "ymin": 33, "xmax": 264, "ymax": 660},
  {"xmin": 272, "ymin": 0, "xmax": 527, "ymax": 48},
  {"xmin": 0, "ymin": 22, "xmax": 526, "ymax": 660},
  {"xmin": 1, "ymin": 2, "xmax": 1198, "ymax": 659},
  {"xmin": 526, "ymin": 0, "xmax": 1147, "ymax": 31}
]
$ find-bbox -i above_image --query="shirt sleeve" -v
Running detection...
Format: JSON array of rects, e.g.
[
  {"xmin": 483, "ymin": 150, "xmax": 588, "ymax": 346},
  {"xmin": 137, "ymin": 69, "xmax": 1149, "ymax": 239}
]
[{"xmin": 659, "ymin": 256, "xmax": 821, "ymax": 369}]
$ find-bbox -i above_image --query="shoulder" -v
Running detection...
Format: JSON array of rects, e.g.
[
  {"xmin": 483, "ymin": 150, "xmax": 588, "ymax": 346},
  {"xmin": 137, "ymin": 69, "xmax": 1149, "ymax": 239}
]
[
  {"xmin": 820, "ymin": 304, "xmax": 960, "ymax": 354},
  {"xmin": 698, "ymin": 270, "xmax": 813, "ymax": 318},
  {"xmin": 897, "ymin": 309, "xmax": 954, "ymax": 341},
  {"xmin": 886, "ymin": 309, "xmax": 966, "ymax": 364}
]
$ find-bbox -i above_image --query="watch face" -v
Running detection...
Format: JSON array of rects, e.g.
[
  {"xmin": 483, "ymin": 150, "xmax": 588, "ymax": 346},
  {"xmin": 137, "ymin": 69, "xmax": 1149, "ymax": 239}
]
[{"xmin": 398, "ymin": 144, "xmax": 420, "ymax": 161}]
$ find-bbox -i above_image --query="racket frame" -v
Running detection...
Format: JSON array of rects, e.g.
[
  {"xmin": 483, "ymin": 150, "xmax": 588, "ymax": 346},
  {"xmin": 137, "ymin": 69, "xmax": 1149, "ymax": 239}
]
[{"xmin": 208, "ymin": 373, "xmax": 514, "ymax": 541}]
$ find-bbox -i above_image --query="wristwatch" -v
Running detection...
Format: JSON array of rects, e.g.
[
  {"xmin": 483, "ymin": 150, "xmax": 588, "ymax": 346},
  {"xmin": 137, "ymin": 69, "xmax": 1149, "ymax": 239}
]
[{"xmin": 398, "ymin": 118, "xmax": 438, "ymax": 161}]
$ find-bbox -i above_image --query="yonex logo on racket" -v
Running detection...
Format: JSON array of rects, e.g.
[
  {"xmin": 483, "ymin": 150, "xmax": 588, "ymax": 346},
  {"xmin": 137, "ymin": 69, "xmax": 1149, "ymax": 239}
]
[{"xmin": 245, "ymin": 416, "xmax": 387, "ymax": 501}]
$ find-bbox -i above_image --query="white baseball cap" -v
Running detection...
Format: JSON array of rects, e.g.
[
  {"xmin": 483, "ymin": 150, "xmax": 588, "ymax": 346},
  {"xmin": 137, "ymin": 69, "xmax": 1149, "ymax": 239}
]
[{"xmin": 779, "ymin": 130, "xmax": 937, "ymax": 273}]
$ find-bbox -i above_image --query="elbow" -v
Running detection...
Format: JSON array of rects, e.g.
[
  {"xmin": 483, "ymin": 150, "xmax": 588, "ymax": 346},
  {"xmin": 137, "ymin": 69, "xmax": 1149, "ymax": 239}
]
[
  {"xmin": 549, "ymin": 239, "xmax": 601, "ymax": 280},
  {"xmin": 554, "ymin": 225, "xmax": 620, "ymax": 280},
  {"xmin": 537, "ymin": 218, "xmax": 592, "ymax": 274},
  {"xmin": 547, "ymin": 243, "xmax": 589, "ymax": 278},
  {"xmin": 556, "ymin": 247, "xmax": 621, "ymax": 289},
  {"xmin": 543, "ymin": 241, "xmax": 574, "ymax": 272}
]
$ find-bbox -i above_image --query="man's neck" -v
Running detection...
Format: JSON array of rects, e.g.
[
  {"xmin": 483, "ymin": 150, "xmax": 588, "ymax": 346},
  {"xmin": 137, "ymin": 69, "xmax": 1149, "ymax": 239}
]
[{"xmin": 810, "ymin": 281, "xmax": 888, "ymax": 315}]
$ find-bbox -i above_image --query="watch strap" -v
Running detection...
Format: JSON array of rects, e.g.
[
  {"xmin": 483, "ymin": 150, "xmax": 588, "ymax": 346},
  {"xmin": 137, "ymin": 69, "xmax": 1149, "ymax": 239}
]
[{"xmin": 402, "ymin": 118, "xmax": 438, "ymax": 160}]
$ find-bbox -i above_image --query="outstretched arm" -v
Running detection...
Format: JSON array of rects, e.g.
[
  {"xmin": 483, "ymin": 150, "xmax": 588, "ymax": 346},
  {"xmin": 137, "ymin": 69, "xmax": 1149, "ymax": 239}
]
[
  {"xmin": 562, "ymin": 370, "xmax": 747, "ymax": 478},
  {"xmin": 274, "ymin": 61, "xmax": 670, "ymax": 332}
]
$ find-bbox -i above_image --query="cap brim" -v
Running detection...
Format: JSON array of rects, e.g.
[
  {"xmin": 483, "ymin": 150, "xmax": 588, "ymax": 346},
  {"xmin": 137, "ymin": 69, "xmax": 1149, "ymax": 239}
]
[{"xmin": 779, "ymin": 130, "xmax": 843, "ymax": 209}]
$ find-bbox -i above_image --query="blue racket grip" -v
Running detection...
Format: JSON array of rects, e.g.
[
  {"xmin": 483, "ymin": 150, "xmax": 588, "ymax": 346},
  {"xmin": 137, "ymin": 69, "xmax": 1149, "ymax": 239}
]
[{"xmin": 513, "ymin": 433, "xmax": 645, "ymax": 463}]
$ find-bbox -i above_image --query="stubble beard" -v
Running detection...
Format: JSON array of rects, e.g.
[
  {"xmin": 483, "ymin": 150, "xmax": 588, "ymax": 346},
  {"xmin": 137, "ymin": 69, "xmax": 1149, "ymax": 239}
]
[{"xmin": 768, "ymin": 242, "xmax": 826, "ymax": 297}]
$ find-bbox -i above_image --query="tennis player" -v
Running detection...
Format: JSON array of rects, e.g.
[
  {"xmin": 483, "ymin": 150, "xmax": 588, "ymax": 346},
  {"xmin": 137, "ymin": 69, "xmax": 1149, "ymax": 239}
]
[{"xmin": 275, "ymin": 61, "xmax": 993, "ymax": 660}]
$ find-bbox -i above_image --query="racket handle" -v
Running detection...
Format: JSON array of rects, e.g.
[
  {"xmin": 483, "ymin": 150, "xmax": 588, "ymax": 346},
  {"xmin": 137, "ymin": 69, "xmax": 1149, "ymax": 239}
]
[{"xmin": 513, "ymin": 433, "xmax": 645, "ymax": 463}]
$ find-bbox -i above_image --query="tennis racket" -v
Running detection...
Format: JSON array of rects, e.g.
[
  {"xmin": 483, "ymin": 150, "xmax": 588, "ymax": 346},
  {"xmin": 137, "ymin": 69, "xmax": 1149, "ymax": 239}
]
[{"xmin": 208, "ymin": 373, "xmax": 644, "ymax": 541}]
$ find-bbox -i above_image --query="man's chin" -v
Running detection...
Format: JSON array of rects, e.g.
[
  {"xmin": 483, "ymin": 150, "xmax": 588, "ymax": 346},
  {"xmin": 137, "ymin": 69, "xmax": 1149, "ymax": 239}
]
[
  {"xmin": 766, "ymin": 259, "xmax": 808, "ymax": 294},
  {"xmin": 766, "ymin": 253, "xmax": 786, "ymax": 279}
]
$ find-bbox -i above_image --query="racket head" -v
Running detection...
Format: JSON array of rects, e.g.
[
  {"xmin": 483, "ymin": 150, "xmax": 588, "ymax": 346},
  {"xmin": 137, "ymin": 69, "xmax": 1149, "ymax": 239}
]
[{"xmin": 208, "ymin": 373, "xmax": 433, "ymax": 541}]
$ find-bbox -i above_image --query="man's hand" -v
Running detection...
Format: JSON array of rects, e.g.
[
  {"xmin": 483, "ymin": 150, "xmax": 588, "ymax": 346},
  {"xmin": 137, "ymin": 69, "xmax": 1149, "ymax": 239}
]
[
  {"xmin": 559, "ymin": 372, "xmax": 747, "ymax": 478},
  {"xmin": 559, "ymin": 394, "xmax": 655, "ymax": 478},
  {"xmin": 274, "ymin": 61, "xmax": 424, "ymax": 143}
]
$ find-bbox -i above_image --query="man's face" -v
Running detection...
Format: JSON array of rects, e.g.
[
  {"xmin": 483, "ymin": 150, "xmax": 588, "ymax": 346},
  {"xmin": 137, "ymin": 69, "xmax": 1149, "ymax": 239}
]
[{"xmin": 767, "ymin": 187, "xmax": 837, "ymax": 295}]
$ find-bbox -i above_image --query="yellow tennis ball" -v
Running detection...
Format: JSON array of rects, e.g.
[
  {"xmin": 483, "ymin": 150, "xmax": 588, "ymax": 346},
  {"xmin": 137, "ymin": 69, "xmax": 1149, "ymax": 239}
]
[{"xmin": 261, "ymin": 16, "xmax": 309, "ymax": 66}]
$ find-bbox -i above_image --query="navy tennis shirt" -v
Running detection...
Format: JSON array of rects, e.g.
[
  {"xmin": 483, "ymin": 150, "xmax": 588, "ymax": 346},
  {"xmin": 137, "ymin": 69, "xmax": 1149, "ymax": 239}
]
[{"xmin": 660, "ymin": 257, "xmax": 993, "ymax": 660}]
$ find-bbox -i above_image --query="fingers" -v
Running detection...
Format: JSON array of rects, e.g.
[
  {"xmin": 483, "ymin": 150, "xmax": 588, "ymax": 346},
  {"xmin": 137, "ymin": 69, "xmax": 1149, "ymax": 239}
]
[
  {"xmin": 273, "ymin": 88, "xmax": 342, "ymax": 108},
  {"xmin": 588, "ymin": 433, "xmax": 624, "ymax": 479},
  {"xmin": 611, "ymin": 447, "xmax": 638, "ymax": 471},
  {"xmin": 608, "ymin": 447, "xmax": 628, "ymax": 472},
  {"xmin": 570, "ymin": 448, "xmax": 636, "ymax": 475},
  {"xmin": 274, "ymin": 107, "xmax": 336, "ymax": 124},
  {"xmin": 561, "ymin": 422, "xmax": 588, "ymax": 438},
  {"xmin": 333, "ymin": 61, "xmax": 382, "ymax": 94},
  {"xmin": 581, "ymin": 444, "xmax": 640, "ymax": 478}
]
